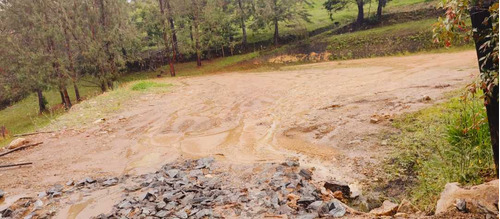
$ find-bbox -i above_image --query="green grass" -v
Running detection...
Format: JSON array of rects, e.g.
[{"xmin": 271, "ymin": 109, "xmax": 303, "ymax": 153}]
[
  {"xmin": 384, "ymin": 90, "xmax": 495, "ymax": 213},
  {"xmin": 0, "ymin": 82, "xmax": 101, "ymax": 145},
  {"xmin": 131, "ymin": 81, "xmax": 171, "ymax": 91},
  {"xmin": 243, "ymin": 0, "xmax": 434, "ymax": 44}
]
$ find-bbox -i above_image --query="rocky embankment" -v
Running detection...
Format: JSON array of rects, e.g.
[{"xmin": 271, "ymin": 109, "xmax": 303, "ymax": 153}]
[{"xmin": 0, "ymin": 157, "xmax": 498, "ymax": 218}]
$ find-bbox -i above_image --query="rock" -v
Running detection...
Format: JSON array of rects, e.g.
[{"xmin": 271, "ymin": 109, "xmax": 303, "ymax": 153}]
[
  {"xmin": 175, "ymin": 210, "xmax": 188, "ymax": 219},
  {"xmin": 422, "ymin": 95, "xmax": 431, "ymax": 101},
  {"xmin": 381, "ymin": 140, "xmax": 388, "ymax": 146},
  {"xmin": 156, "ymin": 210, "xmax": 169, "ymax": 217},
  {"xmin": 278, "ymin": 204, "xmax": 293, "ymax": 215},
  {"xmin": 297, "ymin": 213, "xmax": 318, "ymax": 219},
  {"xmin": 196, "ymin": 157, "xmax": 215, "ymax": 169},
  {"xmin": 93, "ymin": 118, "xmax": 105, "ymax": 124},
  {"xmin": 324, "ymin": 181, "xmax": 350, "ymax": 197},
  {"xmin": 299, "ymin": 169, "xmax": 313, "ymax": 180},
  {"xmin": 0, "ymin": 190, "xmax": 4, "ymax": 199},
  {"xmin": 85, "ymin": 177, "xmax": 96, "ymax": 184},
  {"xmin": 166, "ymin": 169, "xmax": 179, "ymax": 178},
  {"xmin": 370, "ymin": 118, "xmax": 379, "ymax": 124},
  {"xmin": 455, "ymin": 199, "xmax": 466, "ymax": 212},
  {"xmin": 286, "ymin": 193, "xmax": 301, "ymax": 209},
  {"xmin": 47, "ymin": 184, "xmax": 63, "ymax": 194},
  {"xmin": 297, "ymin": 195, "xmax": 316, "ymax": 205},
  {"xmin": 195, "ymin": 209, "xmax": 212, "ymax": 219},
  {"xmin": 369, "ymin": 200, "xmax": 399, "ymax": 216},
  {"xmin": 76, "ymin": 180, "xmax": 87, "ymax": 187},
  {"xmin": 125, "ymin": 185, "xmax": 141, "ymax": 192},
  {"xmin": 282, "ymin": 158, "xmax": 300, "ymax": 167},
  {"xmin": 66, "ymin": 180, "xmax": 74, "ymax": 186},
  {"xmin": 8, "ymin": 138, "xmax": 29, "ymax": 149},
  {"xmin": 397, "ymin": 199, "xmax": 417, "ymax": 214},
  {"xmin": 140, "ymin": 191, "xmax": 156, "ymax": 202},
  {"xmin": 435, "ymin": 180, "xmax": 499, "ymax": 215},
  {"xmin": 307, "ymin": 201, "xmax": 323, "ymax": 211},
  {"xmin": 319, "ymin": 200, "xmax": 346, "ymax": 217},
  {"xmin": 118, "ymin": 200, "xmax": 132, "ymax": 209},
  {"xmin": 102, "ymin": 178, "xmax": 118, "ymax": 187},
  {"xmin": 34, "ymin": 199, "xmax": 43, "ymax": 210},
  {"xmin": 1, "ymin": 208, "xmax": 13, "ymax": 217},
  {"xmin": 38, "ymin": 192, "xmax": 47, "ymax": 198},
  {"xmin": 51, "ymin": 191, "xmax": 62, "ymax": 198}
]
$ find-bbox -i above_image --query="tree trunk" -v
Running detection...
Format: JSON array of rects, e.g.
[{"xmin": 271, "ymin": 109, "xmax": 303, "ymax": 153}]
[
  {"xmin": 274, "ymin": 17, "xmax": 279, "ymax": 46},
  {"xmin": 376, "ymin": 0, "xmax": 384, "ymax": 20},
  {"xmin": 100, "ymin": 80, "xmax": 108, "ymax": 92},
  {"xmin": 107, "ymin": 80, "xmax": 113, "ymax": 90},
  {"xmin": 221, "ymin": 45, "xmax": 225, "ymax": 57},
  {"xmin": 159, "ymin": 0, "xmax": 176, "ymax": 76},
  {"xmin": 192, "ymin": 0, "xmax": 202, "ymax": 67},
  {"xmin": 63, "ymin": 22, "xmax": 81, "ymax": 102},
  {"xmin": 237, "ymin": 0, "xmax": 247, "ymax": 46},
  {"xmin": 36, "ymin": 89, "xmax": 47, "ymax": 114},
  {"xmin": 59, "ymin": 91, "xmax": 65, "ymax": 104},
  {"xmin": 73, "ymin": 82, "xmax": 81, "ymax": 102},
  {"xmin": 165, "ymin": 0, "xmax": 179, "ymax": 61},
  {"xmin": 356, "ymin": 0, "xmax": 364, "ymax": 24},
  {"xmin": 470, "ymin": 6, "xmax": 499, "ymax": 177},
  {"xmin": 61, "ymin": 87, "xmax": 72, "ymax": 110}
]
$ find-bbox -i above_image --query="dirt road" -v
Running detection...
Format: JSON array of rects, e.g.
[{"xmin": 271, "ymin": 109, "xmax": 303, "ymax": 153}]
[{"xmin": 0, "ymin": 51, "xmax": 477, "ymax": 203}]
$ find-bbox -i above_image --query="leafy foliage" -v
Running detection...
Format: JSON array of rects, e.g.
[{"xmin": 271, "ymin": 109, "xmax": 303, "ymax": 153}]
[{"xmin": 433, "ymin": 1, "xmax": 498, "ymax": 98}]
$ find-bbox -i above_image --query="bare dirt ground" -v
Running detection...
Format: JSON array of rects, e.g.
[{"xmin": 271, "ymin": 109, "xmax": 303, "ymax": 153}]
[{"xmin": 0, "ymin": 51, "xmax": 478, "ymax": 217}]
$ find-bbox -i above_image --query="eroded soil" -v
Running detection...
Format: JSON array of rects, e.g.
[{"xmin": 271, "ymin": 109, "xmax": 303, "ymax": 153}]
[{"xmin": 0, "ymin": 51, "xmax": 478, "ymax": 217}]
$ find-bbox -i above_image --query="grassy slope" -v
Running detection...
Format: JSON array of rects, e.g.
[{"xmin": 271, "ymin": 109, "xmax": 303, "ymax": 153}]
[{"xmin": 244, "ymin": 0, "xmax": 432, "ymax": 44}]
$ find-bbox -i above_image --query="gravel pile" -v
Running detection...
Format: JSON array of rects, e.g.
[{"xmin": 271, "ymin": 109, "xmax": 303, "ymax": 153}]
[
  {"xmin": 93, "ymin": 157, "xmax": 351, "ymax": 219},
  {"xmin": 1, "ymin": 157, "xmax": 356, "ymax": 219}
]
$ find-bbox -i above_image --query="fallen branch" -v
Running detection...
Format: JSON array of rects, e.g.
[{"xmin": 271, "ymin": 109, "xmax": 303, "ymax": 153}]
[
  {"xmin": 14, "ymin": 131, "xmax": 53, "ymax": 137},
  {"xmin": 0, "ymin": 142, "xmax": 43, "ymax": 157},
  {"xmin": 0, "ymin": 162, "xmax": 33, "ymax": 169}
]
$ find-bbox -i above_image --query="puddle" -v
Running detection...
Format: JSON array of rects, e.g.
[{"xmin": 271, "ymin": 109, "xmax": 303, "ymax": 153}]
[{"xmin": 56, "ymin": 187, "xmax": 122, "ymax": 219}]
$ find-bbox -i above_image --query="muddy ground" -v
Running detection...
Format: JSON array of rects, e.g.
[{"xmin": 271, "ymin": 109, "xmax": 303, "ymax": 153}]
[{"xmin": 0, "ymin": 51, "xmax": 479, "ymax": 218}]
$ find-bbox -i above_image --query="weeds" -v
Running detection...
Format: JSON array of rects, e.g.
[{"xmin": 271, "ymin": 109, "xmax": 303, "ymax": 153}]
[{"xmin": 386, "ymin": 90, "xmax": 494, "ymax": 213}]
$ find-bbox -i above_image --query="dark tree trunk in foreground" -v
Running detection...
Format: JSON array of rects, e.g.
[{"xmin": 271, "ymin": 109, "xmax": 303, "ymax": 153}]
[
  {"xmin": 36, "ymin": 89, "xmax": 47, "ymax": 114},
  {"xmin": 237, "ymin": 0, "xmax": 247, "ymax": 46},
  {"xmin": 377, "ymin": 0, "xmax": 385, "ymax": 20},
  {"xmin": 356, "ymin": 0, "xmax": 364, "ymax": 24},
  {"xmin": 470, "ymin": 6, "xmax": 499, "ymax": 177}
]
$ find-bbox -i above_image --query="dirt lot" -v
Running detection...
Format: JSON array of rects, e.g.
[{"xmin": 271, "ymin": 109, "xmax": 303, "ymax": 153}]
[{"xmin": 0, "ymin": 51, "xmax": 478, "ymax": 217}]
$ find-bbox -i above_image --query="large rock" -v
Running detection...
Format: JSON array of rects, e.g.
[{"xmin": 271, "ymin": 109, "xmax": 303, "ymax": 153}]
[
  {"xmin": 435, "ymin": 180, "xmax": 499, "ymax": 215},
  {"xmin": 7, "ymin": 138, "xmax": 29, "ymax": 149},
  {"xmin": 369, "ymin": 200, "xmax": 398, "ymax": 216}
]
